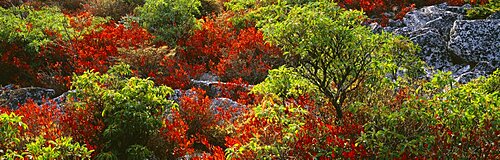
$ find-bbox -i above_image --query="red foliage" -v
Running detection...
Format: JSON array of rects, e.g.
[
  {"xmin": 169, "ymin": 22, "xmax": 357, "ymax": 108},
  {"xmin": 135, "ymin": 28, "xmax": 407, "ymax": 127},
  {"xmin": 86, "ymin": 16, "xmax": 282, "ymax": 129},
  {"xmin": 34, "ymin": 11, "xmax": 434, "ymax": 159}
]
[
  {"xmin": 40, "ymin": 15, "xmax": 153, "ymax": 89},
  {"xmin": 225, "ymin": 95, "xmax": 368, "ymax": 159},
  {"xmin": 176, "ymin": 16, "xmax": 283, "ymax": 85},
  {"xmin": 59, "ymin": 104, "xmax": 105, "ymax": 154},
  {"xmin": 0, "ymin": 100, "xmax": 63, "ymax": 141},
  {"xmin": 161, "ymin": 88, "xmax": 234, "ymax": 158}
]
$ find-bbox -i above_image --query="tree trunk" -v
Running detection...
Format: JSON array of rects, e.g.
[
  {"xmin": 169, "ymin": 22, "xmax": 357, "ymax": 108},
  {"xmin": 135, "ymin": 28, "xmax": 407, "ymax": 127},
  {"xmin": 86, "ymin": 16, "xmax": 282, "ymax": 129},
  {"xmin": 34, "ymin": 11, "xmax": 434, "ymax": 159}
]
[{"xmin": 334, "ymin": 102, "xmax": 343, "ymax": 119}]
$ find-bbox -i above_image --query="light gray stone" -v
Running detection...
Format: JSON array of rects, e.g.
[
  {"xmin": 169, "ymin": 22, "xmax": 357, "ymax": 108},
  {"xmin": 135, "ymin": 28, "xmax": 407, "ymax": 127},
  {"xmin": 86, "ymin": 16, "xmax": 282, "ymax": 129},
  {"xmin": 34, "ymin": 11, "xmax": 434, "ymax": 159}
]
[{"xmin": 448, "ymin": 19, "xmax": 500, "ymax": 63}]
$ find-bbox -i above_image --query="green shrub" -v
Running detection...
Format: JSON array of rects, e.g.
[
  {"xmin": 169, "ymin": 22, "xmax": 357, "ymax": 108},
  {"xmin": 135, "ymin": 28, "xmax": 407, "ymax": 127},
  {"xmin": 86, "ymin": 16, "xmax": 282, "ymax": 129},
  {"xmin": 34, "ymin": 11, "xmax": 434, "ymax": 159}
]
[
  {"xmin": 0, "ymin": 113, "xmax": 27, "ymax": 158},
  {"xmin": 24, "ymin": 136, "xmax": 93, "ymax": 159},
  {"xmin": 135, "ymin": 0, "xmax": 201, "ymax": 46},
  {"xmin": 467, "ymin": 0, "xmax": 499, "ymax": 19},
  {"xmin": 69, "ymin": 63, "xmax": 177, "ymax": 159},
  {"xmin": 359, "ymin": 71, "xmax": 500, "ymax": 158}
]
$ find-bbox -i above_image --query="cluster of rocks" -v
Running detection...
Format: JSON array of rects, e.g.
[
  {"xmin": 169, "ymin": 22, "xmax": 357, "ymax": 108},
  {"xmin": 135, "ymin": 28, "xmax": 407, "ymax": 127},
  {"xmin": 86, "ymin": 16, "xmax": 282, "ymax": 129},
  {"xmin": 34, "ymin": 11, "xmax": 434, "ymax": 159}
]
[{"xmin": 372, "ymin": 3, "xmax": 499, "ymax": 83}]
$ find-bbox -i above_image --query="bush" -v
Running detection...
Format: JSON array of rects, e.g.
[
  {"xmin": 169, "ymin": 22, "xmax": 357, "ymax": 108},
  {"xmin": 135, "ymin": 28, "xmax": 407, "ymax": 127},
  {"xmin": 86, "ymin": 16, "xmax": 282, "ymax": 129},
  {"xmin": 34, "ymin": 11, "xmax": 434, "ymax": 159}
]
[
  {"xmin": 359, "ymin": 71, "xmax": 500, "ymax": 158},
  {"xmin": 68, "ymin": 64, "xmax": 176, "ymax": 159},
  {"xmin": 136, "ymin": 0, "xmax": 201, "ymax": 46},
  {"xmin": 40, "ymin": 20, "xmax": 152, "ymax": 92},
  {"xmin": 0, "ymin": 6, "xmax": 72, "ymax": 86},
  {"xmin": 160, "ymin": 88, "xmax": 231, "ymax": 159}
]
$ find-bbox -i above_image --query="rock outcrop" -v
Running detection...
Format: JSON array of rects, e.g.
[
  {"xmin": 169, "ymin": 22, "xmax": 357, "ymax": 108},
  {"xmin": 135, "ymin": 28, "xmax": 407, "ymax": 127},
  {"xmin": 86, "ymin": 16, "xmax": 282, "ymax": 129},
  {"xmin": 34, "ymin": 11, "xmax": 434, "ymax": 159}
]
[
  {"xmin": 1, "ymin": 84, "xmax": 55, "ymax": 109},
  {"xmin": 378, "ymin": 3, "xmax": 499, "ymax": 83}
]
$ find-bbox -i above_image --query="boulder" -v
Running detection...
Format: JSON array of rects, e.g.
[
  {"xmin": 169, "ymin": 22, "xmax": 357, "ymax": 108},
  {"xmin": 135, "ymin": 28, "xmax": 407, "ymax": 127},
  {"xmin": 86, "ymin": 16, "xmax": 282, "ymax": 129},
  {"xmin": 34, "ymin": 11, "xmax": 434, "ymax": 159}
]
[
  {"xmin": 382, "ymin": 3, "xmax": 499, "ymax": 83},
  {"xmin": 1, "ymin": 85, "xmax": 55, "ymax": 109},
  {"xmin": 448, "ymin": 19, "xmax": 500, "ymax": 63},
  {"xmin": 408, "ymin": 28, "xmax": 454, "ymax": 71}
]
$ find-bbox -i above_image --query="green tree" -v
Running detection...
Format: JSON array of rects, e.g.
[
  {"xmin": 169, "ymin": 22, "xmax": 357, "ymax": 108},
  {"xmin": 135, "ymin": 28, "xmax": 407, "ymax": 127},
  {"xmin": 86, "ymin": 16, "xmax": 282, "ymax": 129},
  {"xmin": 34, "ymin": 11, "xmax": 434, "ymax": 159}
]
[
  {"xmin": 136, "ymin": 0, "xmax": 201, "ymax": 47},
  {"xmin": 262, "ymin": 1, "xmax": 422, "ymax": 119}
]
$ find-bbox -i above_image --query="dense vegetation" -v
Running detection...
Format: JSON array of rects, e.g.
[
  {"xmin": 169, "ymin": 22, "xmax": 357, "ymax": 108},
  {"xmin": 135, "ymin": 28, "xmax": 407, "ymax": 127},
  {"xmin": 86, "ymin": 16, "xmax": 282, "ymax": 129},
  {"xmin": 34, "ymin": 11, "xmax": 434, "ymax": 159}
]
[{"xmin": 1, "ymin": 0, "xmax": 498, "ymax": 159}]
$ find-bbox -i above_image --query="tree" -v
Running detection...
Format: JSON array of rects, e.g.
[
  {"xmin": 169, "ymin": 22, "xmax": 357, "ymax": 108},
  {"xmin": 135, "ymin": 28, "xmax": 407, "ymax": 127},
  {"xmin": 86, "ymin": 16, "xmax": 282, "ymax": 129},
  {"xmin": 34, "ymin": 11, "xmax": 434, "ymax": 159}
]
[{"xmin": 262, "ymin": 1, "xmax": 420, "ymax": 119}]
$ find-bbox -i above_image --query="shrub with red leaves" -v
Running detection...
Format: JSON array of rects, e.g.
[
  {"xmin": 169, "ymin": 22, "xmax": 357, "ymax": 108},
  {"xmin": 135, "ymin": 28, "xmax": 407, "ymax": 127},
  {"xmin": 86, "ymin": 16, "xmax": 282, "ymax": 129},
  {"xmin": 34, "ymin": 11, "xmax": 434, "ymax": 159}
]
[
  {"xmin": 40, "ymin": 15, "xmax": 153, "ymax": 90},
  {"xmin": 160, "ymin": 88, "xmax": 233, "ymax": 159},
  {"xmin": 176, "ymin": 15, "xmax": 283, "ymax": 85}
]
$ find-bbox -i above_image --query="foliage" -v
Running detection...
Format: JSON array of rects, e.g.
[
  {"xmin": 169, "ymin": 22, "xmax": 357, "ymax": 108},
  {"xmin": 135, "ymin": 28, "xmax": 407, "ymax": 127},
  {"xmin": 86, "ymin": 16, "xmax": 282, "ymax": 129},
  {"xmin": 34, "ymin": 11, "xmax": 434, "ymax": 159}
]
[
  {"xmin": 160, "ymin": 88, "xmax": 232, "ymax": 159},
  {"xmin": 0, "ymin": 6, "xmax": 72, "ymax": 85},
  {"xmin": 0, "ymin": 111, "xmax": 93, "ymax": 159},
  {"xmin": 177, "ymin": 16, "xmax": 283, "ymax": 85},
  {"xmin": 40, "ymin": 19, "xmax": 152, "ymax": 91},
  {"xmin": 136, "ymin": 0, "xmax": 201, "ymax": 46},
  {"xmin": 251, "ymin": 66, "xmax": 315, "ymax": 101},
  {"xmin": 0, "ymin": 113, "xmax": 27, "ymax": 158},
  {"xmin": 225, "ymin": 97, "xmax": 310, "ymax": 159},
  {"xmin": 86, "ymin": 0, "xmax": 145, "ymax": 20},
  {"xmin": 24, "ymin": 136, "xmax": 93, "ymax": 159},
  {"xmin": 467, "ymin": 0, "xmax": 499, "ymax": 19},
  {"xmin": 0, "ymin": 7, "xmax": 107, "ymax": 90},
  {"xmin": 359, "ymin": 71, "xmax": 500, "ymax": 158},
  {"xmin": 69, "ymin": 63, "xmax": 176, "ymax": 159}
]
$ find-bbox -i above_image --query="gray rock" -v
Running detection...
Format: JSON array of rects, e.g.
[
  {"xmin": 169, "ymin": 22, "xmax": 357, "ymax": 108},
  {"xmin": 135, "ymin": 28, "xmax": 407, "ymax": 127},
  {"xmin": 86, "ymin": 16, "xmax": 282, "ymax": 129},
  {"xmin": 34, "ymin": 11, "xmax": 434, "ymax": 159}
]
[
  {"xmin": 1, "ymin": 86, "xmax": 55, "ymax": 109},
  {"xmin": 423, "ymin": 13, "xmax": 463, "ymax": 40},
  {"xmin": 448, "ymin": 19, "xmax": 500, "ymax": 63},
  {"xmin": 408, "ymin": 28, "xmax": 454, "ymax": 70},
  {"xmin": 446, "ymin": 4, "xmax": 471, "ymax": 15},
  {"xmin": 190, "ymin": 79, "xmax": 253, "ymax": 98},
  {"xmin": 387, "ymin": 3, "xmax": 499, "ymax": 83},
  {"xmin": 487, "ymin": 12, "xmax": 500, "ymax": 19},
  {"xmin": 198, "ymin": 72, "xmax": 220, "ymax": 82}
]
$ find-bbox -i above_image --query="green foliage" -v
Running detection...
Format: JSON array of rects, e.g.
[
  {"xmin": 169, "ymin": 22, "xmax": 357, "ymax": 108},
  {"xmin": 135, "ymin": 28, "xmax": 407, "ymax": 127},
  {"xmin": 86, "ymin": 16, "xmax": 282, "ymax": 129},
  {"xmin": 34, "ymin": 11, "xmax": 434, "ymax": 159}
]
[
  {"xmin": 125, "ymin": 145, "xmax": 153, "ymax": 160},
  {"xmin": 24, "ymin": 136, "xmax": 93, "ymax": 159},
  {"xmin": 467, "ymin": 0, "xmax": 499, "ymax": 19},
  {"xmin": 0, "ymin": 113, "xmax": 27, "ymax": 158},
  {"xmin": 0, "ymin": 5, "xmax": 72, "ymax": 54},
  {"xmin": 359, "ymin": 71, "xmax": 500, "ymax": 158},
  {"xmin": 69, "ymin": 63, "xmax": 176, "ymax": 158},
  {"xmin": 262, "ymin": 1, "xmax": 423, "ymax": 119},
  {"xmin": 251, "ymin": 66, "xmax": 315, "ymax": 100},
  {"xmin": 136, "ymin": 0, "xmax": 201, "ymax": 46},
  {"xmin": 225, "ymin": 98, "xmax": 309, "ymax": 159},
  {"xmin": 225, "ymin": 0, "xmax": 316, "ymax": 29}
]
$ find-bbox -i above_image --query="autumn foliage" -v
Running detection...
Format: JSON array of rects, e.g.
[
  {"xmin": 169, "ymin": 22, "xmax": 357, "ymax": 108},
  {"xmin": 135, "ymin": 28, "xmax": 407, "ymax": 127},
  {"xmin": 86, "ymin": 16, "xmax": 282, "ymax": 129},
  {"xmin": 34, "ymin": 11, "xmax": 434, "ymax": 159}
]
[{"xmin": 1, "ymin": 0, "xmax": 498, "ymax": 159}]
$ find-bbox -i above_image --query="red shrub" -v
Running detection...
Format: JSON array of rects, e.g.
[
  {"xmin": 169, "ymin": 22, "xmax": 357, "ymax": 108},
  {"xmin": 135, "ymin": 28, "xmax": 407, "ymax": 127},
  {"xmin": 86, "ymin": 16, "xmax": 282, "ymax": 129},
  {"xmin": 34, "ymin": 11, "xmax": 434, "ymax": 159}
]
[
  {"xmin": 40, "ymin": 17, "xmax": 153, "ymax": 89},
  {"xmin": 0, "ymin": 100, "xmax": 63, "ymax": 141},
  {"xmin": 213, "ymin": 27, "xmax": 282, "ymax": 84},
  {"xmin": 176, "ymin": 15, "xmax": 283, "ymax": 85},
  {"xmin": 59, "ymin": 104, "xmax": 105, "ymax": 154},
  {"xmin": 161, "ymin": 88, "xmax": 234, "ymax": 158}
]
